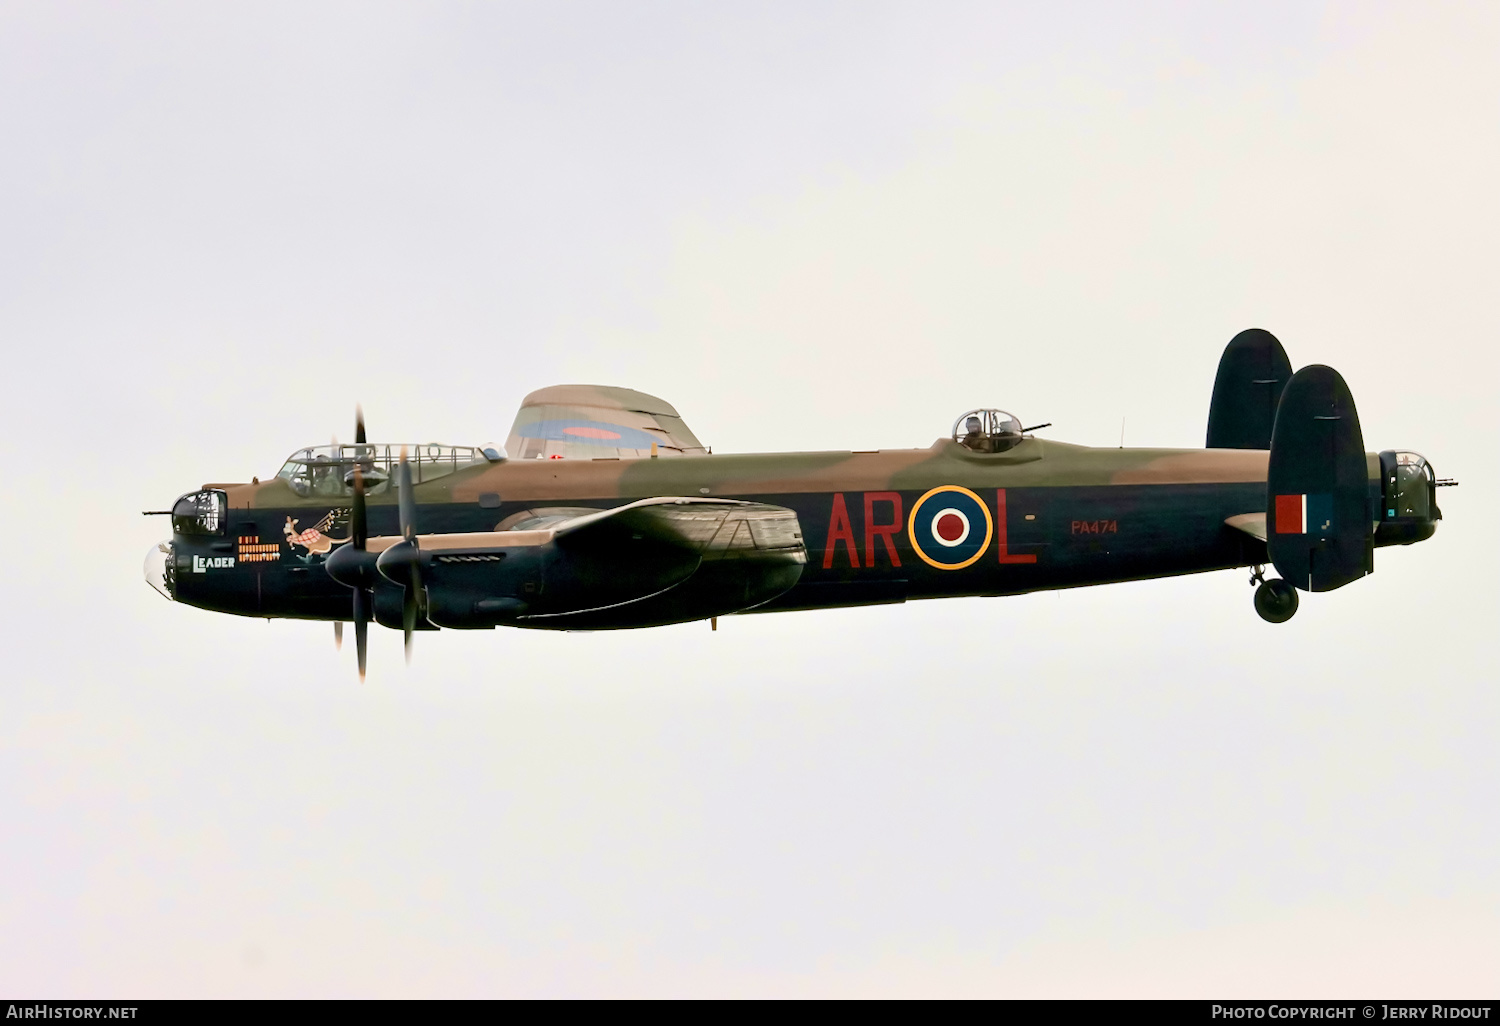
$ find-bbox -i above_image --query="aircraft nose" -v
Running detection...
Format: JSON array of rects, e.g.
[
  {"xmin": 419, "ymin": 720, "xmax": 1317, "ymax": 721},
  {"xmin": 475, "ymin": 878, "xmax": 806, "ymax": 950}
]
[{"xmin": 144, "ymin": 541, "xmax": 173, "ymax": 600}]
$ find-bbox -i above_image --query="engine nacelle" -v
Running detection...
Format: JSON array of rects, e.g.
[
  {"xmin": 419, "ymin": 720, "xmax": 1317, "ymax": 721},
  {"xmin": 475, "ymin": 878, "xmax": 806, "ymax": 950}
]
[
  {"xmin": 421, "ymin": 545, "xmax": 550, "ymax": 629},
  {"xmin": 372, "ymin": 583, "xmax": 439, "ymax": 631},
  {"xmin": 419, "ymin": 536, "xmax": 702, "ymax": 629}
]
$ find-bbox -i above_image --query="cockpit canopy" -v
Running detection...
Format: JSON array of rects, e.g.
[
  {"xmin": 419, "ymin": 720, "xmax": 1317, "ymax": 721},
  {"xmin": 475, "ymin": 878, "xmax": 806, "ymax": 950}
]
[
  {"xmin": 275, "ymin": 443, "xmax": 498, "ymax": 498},
  {"xmin": 953, "ymin": 409, "xmax": 1024, "ymax": 453}
]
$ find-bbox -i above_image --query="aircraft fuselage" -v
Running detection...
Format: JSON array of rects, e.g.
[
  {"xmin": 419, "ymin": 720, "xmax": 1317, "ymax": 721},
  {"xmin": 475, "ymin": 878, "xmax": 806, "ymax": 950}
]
[{"xmin": 152, "ymin": 437, "xmax": 1431, "ymax": 628}]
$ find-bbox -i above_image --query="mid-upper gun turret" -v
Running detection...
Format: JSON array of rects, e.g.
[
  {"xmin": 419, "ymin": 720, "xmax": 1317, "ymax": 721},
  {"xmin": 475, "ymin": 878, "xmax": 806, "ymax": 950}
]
[{"xmin": 952, "ymin": 409, "xmax": 1024, "ymax": 453}]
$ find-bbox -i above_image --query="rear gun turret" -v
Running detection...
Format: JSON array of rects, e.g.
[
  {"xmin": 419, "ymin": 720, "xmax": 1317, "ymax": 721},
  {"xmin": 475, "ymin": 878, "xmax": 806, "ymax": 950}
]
[{"xmin": 1375, "ymin": 450, "xmax": 1450, "ymax": 547}]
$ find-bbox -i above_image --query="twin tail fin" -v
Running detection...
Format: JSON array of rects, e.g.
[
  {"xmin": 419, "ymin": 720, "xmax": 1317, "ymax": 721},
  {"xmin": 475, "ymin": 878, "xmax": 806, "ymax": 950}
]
[
  {"xmin": 1206, "ymin": 328, "xmax": 1293, "ymax": 450},
  {"xmin": 1265, "ymin": 365, "xmax": 1374, "ymax": 592}
]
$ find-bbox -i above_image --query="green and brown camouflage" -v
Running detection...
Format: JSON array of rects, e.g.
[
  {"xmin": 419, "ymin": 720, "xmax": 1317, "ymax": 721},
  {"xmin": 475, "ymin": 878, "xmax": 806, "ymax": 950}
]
[{"xmin": 144, "ymin": 330, "xmax": 1450, "ymax": 647}]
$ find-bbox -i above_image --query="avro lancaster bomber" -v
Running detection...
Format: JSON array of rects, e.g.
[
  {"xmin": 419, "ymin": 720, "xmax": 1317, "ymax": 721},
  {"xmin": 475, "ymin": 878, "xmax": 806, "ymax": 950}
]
[{"xmin": 144, "ymin": 330, "xmax": 1454, "ymax": 678}]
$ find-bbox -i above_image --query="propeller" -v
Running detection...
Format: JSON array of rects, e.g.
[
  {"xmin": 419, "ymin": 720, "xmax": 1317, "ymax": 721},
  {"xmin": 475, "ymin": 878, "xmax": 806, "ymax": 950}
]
[
  {"xmin": 326, "ymin": 415, "xmax": 428, "ymax": 676},
  {"xmin": 375, "ymin": 446, "xmax": 423, "ymax": 662},
  {"xmin": 324, "ymin": 406, "xmax": 376, "ymax": 680}
]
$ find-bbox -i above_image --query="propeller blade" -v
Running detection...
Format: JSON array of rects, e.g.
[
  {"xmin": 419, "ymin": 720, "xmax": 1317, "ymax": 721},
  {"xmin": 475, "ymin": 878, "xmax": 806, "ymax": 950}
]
[
  {"xmin": 374, "ymin": 536, "xmax": 423, "ymax": 668},
  {"xmin": 353, "ymin": 588, "xmax": 370, "ymax": 682},
  {"xmin": 397, "ymin": 446, "xmax": 416, "ymax": 541},
  {"xmin": 343, "ymin": 405, "xmax": 371, "ymax": 681},
  {"xmin": 351, "ymin": 463, "xmax": 367, "ymax": 550},
  {"xmin": 402, "ymin": 571, "xmax": 418, "ymax": 665},
  {"xmin": 395, "ymin": 448, "xmax": 420, "ymax": 664},
  {"xmin": 334, "ymin": 621, "xmax": 343, "ymax": 650}
]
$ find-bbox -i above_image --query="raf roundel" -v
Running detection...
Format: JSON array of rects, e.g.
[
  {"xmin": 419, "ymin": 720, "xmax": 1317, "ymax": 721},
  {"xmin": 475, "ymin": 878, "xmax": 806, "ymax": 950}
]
[
  {"xmin": 519, "ymin": 419, "xmax": 665, "ymax": 449},
  {"xmin": 908, "ymin": 486, "xmax": 993, "ymax": 570}
]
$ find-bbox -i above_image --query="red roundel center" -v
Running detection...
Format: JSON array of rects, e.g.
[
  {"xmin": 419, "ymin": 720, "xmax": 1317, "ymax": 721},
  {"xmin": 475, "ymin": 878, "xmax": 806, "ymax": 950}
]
[
  {"xmin": 562, "ymin": 426, "xmax": 623, "ymax": 440},
  {"xmin": 936, "ymin": 513, "xmax": 966, "ymax": 542}
]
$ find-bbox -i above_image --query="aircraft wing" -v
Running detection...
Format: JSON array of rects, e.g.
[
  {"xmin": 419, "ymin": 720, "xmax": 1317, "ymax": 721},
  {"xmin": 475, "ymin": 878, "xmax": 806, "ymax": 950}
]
[
  {"xmin": 1225, "ymin": 512, "xmax": 1267, "ymax": 542},
  {"xmin": 372, "ymin": 497, "xmax": 806, "ymax": 629},
  {"xmin": 538, "ymin": 497, "xmax": 805, "ymax": 625},
  {"xmin": 504, "ymin": 384, "xmax": 708, "ymax": 460},
  {"xmin": 552, "ymin": 496, "xmax": 804, "ymax": 558}
]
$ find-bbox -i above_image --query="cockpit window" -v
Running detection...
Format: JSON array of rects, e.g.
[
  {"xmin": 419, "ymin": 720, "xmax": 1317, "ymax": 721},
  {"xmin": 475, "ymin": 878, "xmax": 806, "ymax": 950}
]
[
  {"xmin": 953, "ymin": 409, "xmax": 1025, "ymax": 453},
  {"xmin": 172, "ymin": 490, "xmax": 226, "ymax": 536},
  {"xmin": 275, "ymin": 443, "xmax": 487, "ymax": 498}
]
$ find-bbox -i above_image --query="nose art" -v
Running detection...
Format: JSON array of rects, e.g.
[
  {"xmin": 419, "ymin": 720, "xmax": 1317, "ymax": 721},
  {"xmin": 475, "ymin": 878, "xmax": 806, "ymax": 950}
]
[{"xmin": 144, "ymin": 541, "xmax": 173, "ymax": 601}]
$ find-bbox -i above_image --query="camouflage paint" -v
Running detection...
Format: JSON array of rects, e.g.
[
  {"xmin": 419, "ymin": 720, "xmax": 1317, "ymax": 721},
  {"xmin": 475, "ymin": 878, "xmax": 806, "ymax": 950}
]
[{"xmin": 152, "ymin": 380, "xmax": 1443, "ymax": 629}]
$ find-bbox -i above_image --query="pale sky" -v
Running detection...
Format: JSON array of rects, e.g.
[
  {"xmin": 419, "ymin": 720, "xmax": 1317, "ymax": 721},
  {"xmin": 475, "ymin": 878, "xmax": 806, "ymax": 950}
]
[{"xmin": 1, "ymin": 0, "xmax": 1496, "ymax": 997}]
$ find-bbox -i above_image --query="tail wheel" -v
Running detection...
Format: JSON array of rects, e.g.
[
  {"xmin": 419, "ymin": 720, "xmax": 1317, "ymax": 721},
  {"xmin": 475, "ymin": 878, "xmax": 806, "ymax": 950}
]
[{"xmin": 1254, "ymin": 578, "xmax": 1299, "ymax": 623}]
